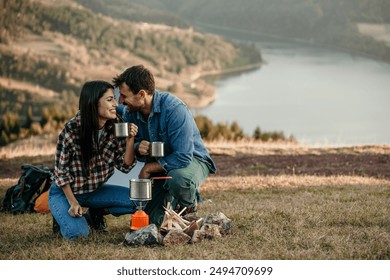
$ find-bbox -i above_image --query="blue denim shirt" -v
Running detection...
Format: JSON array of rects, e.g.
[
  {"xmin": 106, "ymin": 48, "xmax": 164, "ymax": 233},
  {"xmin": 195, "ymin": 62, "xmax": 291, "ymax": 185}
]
[{"xmin": 117, "ymin": 90, "xmax": 216, "ymax": 173}]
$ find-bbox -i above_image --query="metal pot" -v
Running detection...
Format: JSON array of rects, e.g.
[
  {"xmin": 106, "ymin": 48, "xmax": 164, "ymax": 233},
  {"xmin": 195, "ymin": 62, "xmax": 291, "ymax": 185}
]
[
  {"xmin": 129, "ymin": 176, "xmax": 172, "ymax": 201},
  {"xmin": 129, "ymin": 179, "xmax": 152, "ymax": 201}
]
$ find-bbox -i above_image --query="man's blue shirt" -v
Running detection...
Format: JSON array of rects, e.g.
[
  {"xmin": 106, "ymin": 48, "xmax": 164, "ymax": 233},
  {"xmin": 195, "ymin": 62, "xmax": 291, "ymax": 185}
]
[{"xmin": 117, "ymin": 90, "xmax": 216, "ymax": 173}]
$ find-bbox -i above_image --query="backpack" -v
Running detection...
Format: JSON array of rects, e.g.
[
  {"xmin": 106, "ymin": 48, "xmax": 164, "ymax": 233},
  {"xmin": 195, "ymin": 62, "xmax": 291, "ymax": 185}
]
[{"xmin": 1, "ymin": 164, "xmax": 53, "ymax": 214}]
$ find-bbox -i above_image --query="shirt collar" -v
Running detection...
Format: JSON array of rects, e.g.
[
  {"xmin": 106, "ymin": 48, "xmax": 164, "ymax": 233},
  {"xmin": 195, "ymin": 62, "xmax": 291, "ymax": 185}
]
[
  {"xmin": 151, "ymin": 90, "xmax": 161, "ymax": 114},
  {"xmin": 136, "ymin": 90, "xmax": 160, "ymax": 122}
]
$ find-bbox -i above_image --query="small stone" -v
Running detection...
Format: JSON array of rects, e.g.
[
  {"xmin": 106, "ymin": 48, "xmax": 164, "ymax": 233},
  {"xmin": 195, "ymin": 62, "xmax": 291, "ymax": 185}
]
[
  {"xmin": 163, "ymin": 229, "xmax": 191, "ymax": 246},
  {"xmin": 124, "ymin": 224, "xmax": 163, "ymax": 246},
  {"xmin": 183, "ymin": 212, "xmax": 201, "ymax": 222},
  {"xmin": 204, "ymin": 212, "xmax": 232, "ymax": 235},
  {"xmin": 191, "ymin": 229, "xmax": 207, "ymax": 243},
  {"xmin": 200, "ymin": 223, "xmax": 222, "ymax": 239}
]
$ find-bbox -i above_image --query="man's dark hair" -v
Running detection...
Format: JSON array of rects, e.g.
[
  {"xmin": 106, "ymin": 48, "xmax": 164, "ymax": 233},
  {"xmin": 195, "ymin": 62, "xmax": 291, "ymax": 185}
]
[{"xmin": 113, "ymin": 65, "xmax": 155, "ymax": 95}]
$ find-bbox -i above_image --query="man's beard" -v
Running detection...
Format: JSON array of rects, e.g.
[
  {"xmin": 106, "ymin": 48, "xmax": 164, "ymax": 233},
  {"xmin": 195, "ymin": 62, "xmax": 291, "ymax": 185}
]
[{"xmin": 126, "ymin": 104, "xmax": 141, "ymax": 113}]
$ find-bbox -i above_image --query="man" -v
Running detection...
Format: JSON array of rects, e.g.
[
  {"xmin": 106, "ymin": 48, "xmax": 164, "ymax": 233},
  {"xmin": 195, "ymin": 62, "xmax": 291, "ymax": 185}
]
[{"xmin": 113, "ymin": 65, "xmax": 216, "ymax": 226}]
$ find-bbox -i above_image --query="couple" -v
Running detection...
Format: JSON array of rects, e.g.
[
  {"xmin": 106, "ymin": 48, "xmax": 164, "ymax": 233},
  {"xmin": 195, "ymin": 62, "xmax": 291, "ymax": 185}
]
[{"xmin": 49, "ymin": 65, "xmax": 217, "ymax": 240}]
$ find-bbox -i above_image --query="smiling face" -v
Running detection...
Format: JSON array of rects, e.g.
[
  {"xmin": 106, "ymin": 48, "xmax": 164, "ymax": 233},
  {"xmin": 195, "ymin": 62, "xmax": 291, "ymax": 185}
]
[
  {"xmin": 98, "ymin": 88, "xmax": 117, "ymax": 128},
  {"xmin": 118, "ymin": 82, "xmax": 146, "ymax": 113}
]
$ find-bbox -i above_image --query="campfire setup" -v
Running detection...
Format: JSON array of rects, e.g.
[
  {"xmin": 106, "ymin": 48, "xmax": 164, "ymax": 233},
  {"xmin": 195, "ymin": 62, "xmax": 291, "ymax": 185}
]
[
  {"xmin": 125, "ymin": 177, "xmax": 232, "ymax": 247},
  {"xmin": 160, "ymin": 202, "xmax": 203, "ymax": 234}
]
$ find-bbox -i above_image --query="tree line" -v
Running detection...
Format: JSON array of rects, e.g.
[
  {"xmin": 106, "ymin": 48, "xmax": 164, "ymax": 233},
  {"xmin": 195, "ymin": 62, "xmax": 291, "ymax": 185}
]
[{"xmin": 0, "ymin": 105, "xmax": 291, "ymax": 147}]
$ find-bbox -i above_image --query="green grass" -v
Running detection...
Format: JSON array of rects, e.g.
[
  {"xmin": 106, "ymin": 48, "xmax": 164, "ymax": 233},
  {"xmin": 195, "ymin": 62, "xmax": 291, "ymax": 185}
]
[{"xmin": 1, "ymin": 181, "xmax": 389, "ymax": 260}]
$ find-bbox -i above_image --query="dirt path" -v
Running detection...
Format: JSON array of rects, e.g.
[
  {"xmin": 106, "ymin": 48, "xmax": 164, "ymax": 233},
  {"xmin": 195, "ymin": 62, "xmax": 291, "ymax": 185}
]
[{"xmin": 212, "ymin": 153, "xmax": 390, "ymax": 179}]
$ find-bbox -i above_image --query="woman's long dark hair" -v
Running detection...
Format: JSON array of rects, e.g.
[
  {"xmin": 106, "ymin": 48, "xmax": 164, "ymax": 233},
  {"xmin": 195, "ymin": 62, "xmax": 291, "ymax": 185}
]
[{"xmin": 79, "ymin": 80, "xmax": 114, "ymax": 175}]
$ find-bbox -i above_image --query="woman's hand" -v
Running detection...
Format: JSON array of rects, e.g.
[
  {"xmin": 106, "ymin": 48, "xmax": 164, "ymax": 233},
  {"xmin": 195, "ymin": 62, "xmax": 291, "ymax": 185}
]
[
  {"xmin": 128, "ymin": 123, "xmax": 138, "ymax": 138},
  {"xmin": 61, "ymin": 184, "xmax": 83, "ymax": 218},
  {"xmin": 68, "ymin": 202, "xmax": 83, "ymax": 218}
]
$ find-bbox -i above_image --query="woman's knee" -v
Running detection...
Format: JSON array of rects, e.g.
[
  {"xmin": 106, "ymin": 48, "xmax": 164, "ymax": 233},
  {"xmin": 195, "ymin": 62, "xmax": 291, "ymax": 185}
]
[
  {"xmin": 61, "ymin": 218, "xmax": 90, "ymax": 240},
  {"xmin": 49, "ymin": 188, "xmax": 90, "ymax": 240}
]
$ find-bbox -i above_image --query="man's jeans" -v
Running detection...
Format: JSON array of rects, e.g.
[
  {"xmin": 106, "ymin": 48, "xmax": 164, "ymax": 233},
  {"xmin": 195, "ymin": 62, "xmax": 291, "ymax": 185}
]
[
  {"xmin": 145, "ymin": 157, "xmax": 210, "ymax": 226},
  {"xmin": 49, "ymin": 182, "xmax": 136, "ymax": 240},
  {"xmin": 167, "ymin": 157, "xmax": 210, "ymax": 207}
]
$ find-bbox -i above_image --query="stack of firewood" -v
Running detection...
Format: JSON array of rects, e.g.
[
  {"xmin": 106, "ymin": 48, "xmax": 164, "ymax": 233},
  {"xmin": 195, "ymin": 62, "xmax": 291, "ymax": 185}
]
[{"xmin": 160, "ymin": 202, "xmax": 203, "ymax": 235}]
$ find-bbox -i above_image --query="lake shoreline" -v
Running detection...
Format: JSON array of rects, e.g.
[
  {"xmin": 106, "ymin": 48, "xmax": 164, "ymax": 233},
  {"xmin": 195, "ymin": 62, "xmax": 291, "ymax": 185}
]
[{"xmin": 179, "ymin": 62, "xmax": 262, "ymax": 109}]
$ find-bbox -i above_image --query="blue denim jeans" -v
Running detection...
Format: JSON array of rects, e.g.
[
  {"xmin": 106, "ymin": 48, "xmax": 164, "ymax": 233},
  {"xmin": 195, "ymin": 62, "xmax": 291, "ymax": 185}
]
[{"xmin": 49, "ymin": 182, "xmax": 136, "ymax": 240}]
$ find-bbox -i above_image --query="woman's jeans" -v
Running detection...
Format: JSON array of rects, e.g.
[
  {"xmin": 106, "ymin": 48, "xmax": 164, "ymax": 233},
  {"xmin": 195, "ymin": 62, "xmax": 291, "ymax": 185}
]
[
  {"xmin": 49, "ymin": 182, "xmax": 136, "ymax": 240},
  {"xmin": 49, "ymin": 157, "xmax": 210, "ymax": 239}
]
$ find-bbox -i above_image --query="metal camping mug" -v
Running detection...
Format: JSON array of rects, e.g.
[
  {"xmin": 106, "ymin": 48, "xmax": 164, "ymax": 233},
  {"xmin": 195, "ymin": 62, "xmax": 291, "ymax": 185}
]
[
  {"xmin": 114, "ymin": 123, "xmax": 131, "ymax": 137},
  {"xmin": 150, "ymin": 141, "xmax": 164, "ymax": 157}
]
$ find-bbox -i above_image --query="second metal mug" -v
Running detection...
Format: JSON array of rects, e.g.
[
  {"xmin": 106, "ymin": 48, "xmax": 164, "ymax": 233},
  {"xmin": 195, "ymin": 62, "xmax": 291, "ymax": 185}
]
[
  {"xmin": 114, "ymin": 123, "xmax": 131, "ymax": 137},
  {"xmin": 150, "ymin": 142, "xmax": 164, "ymax": 157}
]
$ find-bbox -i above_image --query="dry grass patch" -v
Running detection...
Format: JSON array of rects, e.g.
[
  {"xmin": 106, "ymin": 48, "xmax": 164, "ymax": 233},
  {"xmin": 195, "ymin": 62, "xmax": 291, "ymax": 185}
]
[
  {"xmin": 206, "ymin": 139, "xmax": 390, "ymax": 156},
  {"xmin": 2, "ymin": 137, "xmax": 389, "ymax": 159},
  {"xmin": 203, "ymin": 175, "xmax": 390, "ymax": 191},
  {"xmin": 0, "ymin": 134, "xmax": 57, "ymax": 159},
  {"xmin": 1, "ymin": 175, "xmax": 389, "ymax": 260}
]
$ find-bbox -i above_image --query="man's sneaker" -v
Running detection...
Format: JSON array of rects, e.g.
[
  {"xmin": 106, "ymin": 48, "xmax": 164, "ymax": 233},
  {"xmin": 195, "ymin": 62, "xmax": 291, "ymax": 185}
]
[
  {"xmin": 52, "ymin": 216, "xmax": 60, "ymax": 235},
  {"xmin": 85, "ymin": 208, "xmax": 109, "ymax": 233},
  {"xmin": 195, "ymin": 190, "xmax": 203, "ymax": 203},
  {"xmin": 175, "ymin": 199, "xmax": 198, "ymax": 215}
]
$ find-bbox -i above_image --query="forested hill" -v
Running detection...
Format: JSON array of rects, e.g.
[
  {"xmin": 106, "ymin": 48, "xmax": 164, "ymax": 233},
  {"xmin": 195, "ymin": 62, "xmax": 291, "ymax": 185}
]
[
  {"xmin": 99, "ymin": 0, "xmax": 390, "ymax": 63},
  {"xmin": 0, "ymin": 0, "xmax": 261, "ymax": 145}
]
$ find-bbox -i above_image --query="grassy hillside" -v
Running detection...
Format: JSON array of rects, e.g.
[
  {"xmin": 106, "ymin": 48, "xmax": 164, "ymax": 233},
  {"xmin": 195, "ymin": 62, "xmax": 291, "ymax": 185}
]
[
  {"xmin": 1, "ymin": 143, "xmax": 389, "ymax": 260},
  {"xmin": 0, "ymin": 0, "xmax": 261, "ymax": 145}
]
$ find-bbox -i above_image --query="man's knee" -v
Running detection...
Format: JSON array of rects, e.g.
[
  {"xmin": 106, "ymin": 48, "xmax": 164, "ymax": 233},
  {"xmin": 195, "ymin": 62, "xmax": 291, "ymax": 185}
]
[{"xmin": 166, "ymin": 174, "xmax": 193, "ymax": 192}]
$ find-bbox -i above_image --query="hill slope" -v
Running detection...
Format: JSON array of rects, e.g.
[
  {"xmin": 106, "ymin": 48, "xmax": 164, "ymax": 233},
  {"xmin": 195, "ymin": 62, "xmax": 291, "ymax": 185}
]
[
  {"xmin": 0, "ymin": 0, "xmax": 261, "ymax": 123},
  {"xmin": 115, "ymin": 0, "xmax": 390, "ymax": 62}
]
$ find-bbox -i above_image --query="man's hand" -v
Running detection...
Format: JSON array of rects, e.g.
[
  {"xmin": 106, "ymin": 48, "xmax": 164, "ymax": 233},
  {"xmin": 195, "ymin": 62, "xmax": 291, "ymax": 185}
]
[
  {"xmin": 139, "ymin": 165, "xmax": 152, "ymax": 179},
  {"xmin": 139, "ymin": 162, "xmax": 165, "ymax": 179},
  {"xmin": 138, "ymin": 140, "xmax": 151, "ymax": 156}
]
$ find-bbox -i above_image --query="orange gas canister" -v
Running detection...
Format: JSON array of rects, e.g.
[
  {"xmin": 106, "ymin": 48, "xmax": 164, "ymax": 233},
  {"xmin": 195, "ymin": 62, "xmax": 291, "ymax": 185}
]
[{"xmin": 130, "ymin": 210, "xmax": 149, "ymax": 231}]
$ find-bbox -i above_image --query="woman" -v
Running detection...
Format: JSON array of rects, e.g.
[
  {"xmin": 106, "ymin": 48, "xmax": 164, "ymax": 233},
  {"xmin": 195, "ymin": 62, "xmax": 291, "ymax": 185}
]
[{"xmin": 49, "ymin": 80, "xmax": 138, "ymax": 240}]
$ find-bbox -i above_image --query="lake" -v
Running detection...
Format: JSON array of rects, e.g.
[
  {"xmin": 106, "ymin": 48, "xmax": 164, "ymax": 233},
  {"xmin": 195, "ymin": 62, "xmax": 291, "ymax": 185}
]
[
  {"xmin": 108, "ymin": 31, "xmax": 390, "ymax": 186},
  {"xmin": 196, "ymin": 32, "xmax": 390, "ymax": 146}
]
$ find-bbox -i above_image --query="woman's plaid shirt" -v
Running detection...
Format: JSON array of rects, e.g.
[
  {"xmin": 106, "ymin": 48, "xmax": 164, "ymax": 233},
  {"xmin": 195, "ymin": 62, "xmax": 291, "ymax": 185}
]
[{"xmin": 54, "ymin": 112, "xmax": 136, "ymax": 194}]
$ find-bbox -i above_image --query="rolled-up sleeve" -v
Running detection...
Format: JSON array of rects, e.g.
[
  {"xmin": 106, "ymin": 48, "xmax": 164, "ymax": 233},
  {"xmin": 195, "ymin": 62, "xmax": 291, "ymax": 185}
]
[
  {"xmin": 158, "ymin": 104, "xmax": 193, "ymax": 171},
  {"xmin": 114, "ymin": 138, "xmax": 137, "ymax": 173},
  {"xmin": 54, "ymin": 131, "xmax": 74, "ymax": 187}
]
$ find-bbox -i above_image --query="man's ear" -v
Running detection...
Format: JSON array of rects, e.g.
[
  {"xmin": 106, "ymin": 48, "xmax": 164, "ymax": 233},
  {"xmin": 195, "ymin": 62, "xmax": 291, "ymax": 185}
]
[{"xmin": 139, "ymin": 89, "xmax": 147, "ymax": 98}]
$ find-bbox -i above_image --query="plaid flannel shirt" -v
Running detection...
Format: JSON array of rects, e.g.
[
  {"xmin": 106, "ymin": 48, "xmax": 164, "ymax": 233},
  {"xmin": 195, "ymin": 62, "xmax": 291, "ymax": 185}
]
[{"xmin": 54, "ymin": 111, "xmax": 136, "ymax": 194}]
